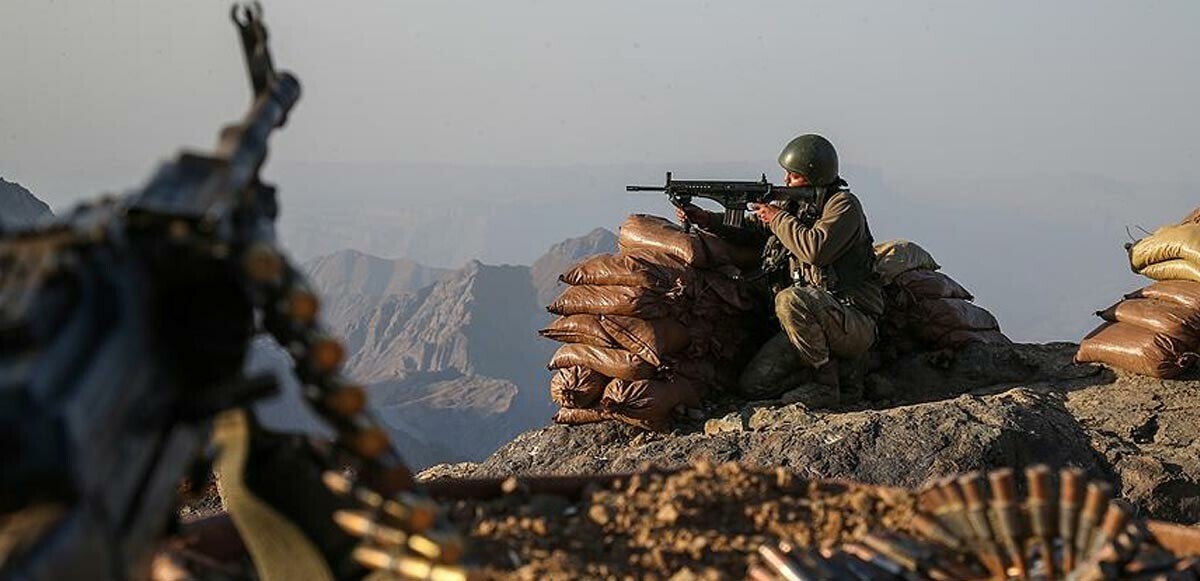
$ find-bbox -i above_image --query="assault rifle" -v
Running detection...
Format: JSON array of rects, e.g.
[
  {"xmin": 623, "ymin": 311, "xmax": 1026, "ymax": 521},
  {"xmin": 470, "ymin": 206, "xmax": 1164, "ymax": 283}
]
[
  {"xmin": 626, "ymin": 172, "xmax": 822, "ymax": 232},
  {"xmin": 0, "ymin": 5, "xmax": 463, "ymax": 580}
]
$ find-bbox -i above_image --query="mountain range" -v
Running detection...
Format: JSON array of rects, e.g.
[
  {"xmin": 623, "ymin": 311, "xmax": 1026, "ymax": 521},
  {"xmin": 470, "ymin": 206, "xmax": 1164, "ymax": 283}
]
[{"xmin": 0, "ymin": 178, "xmax": 53, "ymax": 229}]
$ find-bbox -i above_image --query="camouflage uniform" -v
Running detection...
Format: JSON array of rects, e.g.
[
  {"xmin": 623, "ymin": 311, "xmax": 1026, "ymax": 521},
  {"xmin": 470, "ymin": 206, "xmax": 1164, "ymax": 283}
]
[{"xmin": 704, "ymin": 186, "xmax": 882, "ymax": 406}]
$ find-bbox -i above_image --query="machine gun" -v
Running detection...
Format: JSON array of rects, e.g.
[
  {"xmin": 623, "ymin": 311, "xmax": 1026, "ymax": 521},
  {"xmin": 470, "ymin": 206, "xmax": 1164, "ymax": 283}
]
[
  {"xmin": 626, "ymin": 172, "xmax": 823, "ymax": 232},
  {"xmin": 0, "ymin": 5, "xmax": 464, "ymax": 580}
]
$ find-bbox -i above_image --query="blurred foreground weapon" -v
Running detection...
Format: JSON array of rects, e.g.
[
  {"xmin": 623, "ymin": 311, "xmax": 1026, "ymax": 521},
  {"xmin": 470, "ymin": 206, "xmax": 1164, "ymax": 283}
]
[
  {"xmin": 0, "ymin": 5, "xmax": 466, "ymax": 579},
  {"xmin": 627, "ymin": 172, "xmax": 821, "ymax": 232}
]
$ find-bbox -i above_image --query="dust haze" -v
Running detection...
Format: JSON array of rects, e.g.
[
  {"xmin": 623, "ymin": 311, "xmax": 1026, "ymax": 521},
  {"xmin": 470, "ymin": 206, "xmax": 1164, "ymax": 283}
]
[{"xmin": 2, "ymin": 0, "xmax": 1198, "ymax": 342}]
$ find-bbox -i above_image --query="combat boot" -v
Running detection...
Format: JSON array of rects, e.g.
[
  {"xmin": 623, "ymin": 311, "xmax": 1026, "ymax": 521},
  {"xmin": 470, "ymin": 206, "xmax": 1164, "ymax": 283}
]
[
  {"xmin": 837, "ymin": 353, "xmax": 870, "ymax": 404},
  {"xmin": 779, "ymin": 359, "xmax": 840, "ymax": 409}
]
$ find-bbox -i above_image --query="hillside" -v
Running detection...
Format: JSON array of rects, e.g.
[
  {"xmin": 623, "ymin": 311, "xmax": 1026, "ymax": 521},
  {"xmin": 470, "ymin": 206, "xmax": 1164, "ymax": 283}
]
[
  {"xmin": 422, "ymin": 342, "xmax": 1200, "ymax": 524},
  {"xmin": 0, "ymin": 178, "xmax": 53, "ymax": 229}
]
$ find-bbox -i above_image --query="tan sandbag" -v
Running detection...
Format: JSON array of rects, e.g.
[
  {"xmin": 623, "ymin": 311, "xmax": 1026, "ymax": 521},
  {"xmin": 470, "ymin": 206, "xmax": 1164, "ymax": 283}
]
[
  {"xmin": 939, "ymin": 329, "xmax": 1012, "ymax": 349},
  {"xmin": 546, "ymin": 284, "xmax": 673, "ymax": 318},
  {"xmin": 598, "ymin": 315, "xmax": 690, "ymax": 367},
  {"xmin": 617, "ymin": 214, "xmax": 761, "ymax": 269},
  {"xmin": 1138, "ymin": 259, "xmax": 1200, "ymax": 284},
  {"xmin": 1127, "ymin": 280, "xmax": 1200, "ymax": 311},
  {"xmin": 1130, "ymin": 224, "xmax": 1200, "ymax": 271},
  {"xmin": 548, "ymin": 344, "xmax": 658, "ymax": 380},
  {"xmin": 538, "ymin": 315, "xmax": 618, "ymax": 348},
  {"xmin": 558, "ymin": 250, "xmax": 687, "ymax": 289},
  {"xmin": 1098, "ymin": 298, "xmax": 1200, "ymax": 345},
  {"xmin": 893, "ymin": 269, "xmax": 973, "ymax": 301},
  {"xmin": 552, "ymin": 406, "xmax": 609, "ymax": 426},
  {"xmin": 913, "ymin": 298, "xmax": 999, "ymax": 332},
  {"xmin": 618, "ymin": 214, "xmax": 710, "ymax": 266},
  {"xmin": 874, "ymin": 239, "xmax": 940, "ymax": 284},
  {"xmin": 1181, "ymin": 207, "xmax": 1200, "ymax": 226},
  {"xmin": 601, "ymin": 377, "xmax": 702, "ymax": 432},
  {"xmin": 1075, "ymin": 322, "xmax": 1199, "ymax": 379},
  {"xmin": 549, "ymin": 366, "xmax": 610, "ymax": 409}
]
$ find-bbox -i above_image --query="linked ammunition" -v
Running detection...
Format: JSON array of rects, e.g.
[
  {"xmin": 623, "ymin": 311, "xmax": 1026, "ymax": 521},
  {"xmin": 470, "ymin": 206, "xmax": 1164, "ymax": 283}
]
[
  {"xmin": 1025, "ymin": 465, "xmax": 1057, "ymax": 580},
  {"xmin": 988, "ymin": 468, "xmax": 1029, "ymax": 579},
  {"xmin": 934, "ymin": 477, "xmax": 975, "ymax": 547},
  {"xmin": 321, "ymin": 471, "xmax": 439, "ymax": 531},
  {"xmin": 1059, "ymin": 467, "xmax": 1086, "ymax": 573},
  {"xmin": 1075, "ymin": 482, "xmax": 1114, "ymax": 560},
  {"xmin": 333, "ymin": 510, "xmax": 464, "ymax": 563},
  {"xmin": 352, "ymin": 545, "xmax": 477, "ymax": 581},
  {"xmin": 958, "ymin": 471, "xmax": 1009, "ymax": 579},
  {"xmin": 758, "ymin": 544, "xmax": 811, "ymax": 581}
]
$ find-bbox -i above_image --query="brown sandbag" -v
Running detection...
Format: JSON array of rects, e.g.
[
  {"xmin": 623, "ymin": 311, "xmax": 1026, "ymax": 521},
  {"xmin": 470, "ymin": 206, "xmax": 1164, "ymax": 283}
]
[
  {"xmin": 548, "ymin": 344, "xmax": 658, "ymax": 380},
  {"xmin": 690, "ymin": 270, "xmax": 760, "ymax": 313},
  {"xmin": 546, "ymin": 284, "xmax": 673, "ymax": 319},
  {"xmin": 1075, "ymin": 322, "xmax": 1199, "ymax": 379},
  {"xmin": 601, "ymin": 377, "xmax": 702, "ymax": 432},
  {"xmin": 552, "ymin": 406, "xmax": 609, "ymax": 426},
  {"xmin": 1127, "ymin": 280, "xmax": 1200, "ymax": 311},
  {"xmin": 874, "ymin": 239, "xmax": 940, "ymax": 284},
  {"xmin": 558, "ymin": 250, "xmax": 687, "ymax": 289},
  {"xmin": 1130, "ymin": 224, "xmax": 1200, "ymax": 271},
  {"xmin": 912, "ymin": 298, "xmax": 1000, "ymax": 332},
  {"xmin": 598, "ymin": 315, "xmax": 690, "ymax": 367},
  {"xmin": 939, "ymin": 329, "xmax": 1012, "ymax": 349},
  {"xmin": 1098, "ymin": 298, "xmax": 1200, "ymax": 345},
  {"xmin": 1181, "ymin": 207, "xmax": 1200, "ymax": 226},
  {"xmin": 549, "ymin": 366, "xmax": 610, "ymax": 409},
  {"xmin": 617, "ymin": 214, "xmax": 761, "ymax": 269},
  {"xmin": 892, "ymin": 269, "xmax": 973, "ymax": 301},
  {"xmin": 1138, "ymin": 259, "xmax": 1200, "ymax": 284},
  {"xmin": 538, "ymin": 315, "xmax": 618, "ymax": 348}
]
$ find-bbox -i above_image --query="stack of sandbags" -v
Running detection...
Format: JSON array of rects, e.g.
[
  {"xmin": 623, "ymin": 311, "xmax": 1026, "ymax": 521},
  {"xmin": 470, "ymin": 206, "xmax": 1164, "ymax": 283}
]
[
  {"xmin": 541, "ymin": 214, "xmax": 767, "ymax": 432},
  {"xmin": 1128, "ymin": 222, "xmax": 1200, "ymax": 283},
  {"xmin": 874, "ymin": 240, "xmax": 1010, "ymax": 353},
  {"xmin": 1076, "ymin": 211, "xmax": 1200, "ymax": 378}
]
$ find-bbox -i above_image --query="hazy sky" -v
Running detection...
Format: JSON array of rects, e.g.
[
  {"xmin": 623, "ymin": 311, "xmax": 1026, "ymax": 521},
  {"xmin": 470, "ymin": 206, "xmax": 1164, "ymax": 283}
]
[{"xmin": 2, "ymin": 0, "xmax": 1199, "ymax": 207}]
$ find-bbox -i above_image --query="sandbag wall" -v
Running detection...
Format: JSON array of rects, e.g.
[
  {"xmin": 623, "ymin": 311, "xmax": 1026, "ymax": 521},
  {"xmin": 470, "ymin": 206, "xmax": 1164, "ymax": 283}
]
[
  {"xmin": 873, "ymin": 239, "xmax": 1010, "ymax": 355},
  {"xmin": 542, "ymin": 214, "xmax": 768, "ymax": 432},
  {"xmin": 1076, "ymin": 209, "xmax": 1200, "ymax": 378}
]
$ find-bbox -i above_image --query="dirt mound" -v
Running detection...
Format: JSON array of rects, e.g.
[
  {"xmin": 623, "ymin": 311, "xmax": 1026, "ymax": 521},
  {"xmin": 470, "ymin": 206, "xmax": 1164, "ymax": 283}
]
[
  {"xmin": 425, "ymin": 342, "xmax": 1200, "ymax": 524},
  {"xmin": 444, "ymin": 463, "xmax": 916, "ymax": 580}
]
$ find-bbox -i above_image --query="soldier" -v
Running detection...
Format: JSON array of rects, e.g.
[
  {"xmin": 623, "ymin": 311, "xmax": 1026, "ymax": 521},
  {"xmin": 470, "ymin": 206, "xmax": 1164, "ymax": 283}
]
[{"xmin": 676, "ymin": 134, "xmax": 883, "ymax": 406}]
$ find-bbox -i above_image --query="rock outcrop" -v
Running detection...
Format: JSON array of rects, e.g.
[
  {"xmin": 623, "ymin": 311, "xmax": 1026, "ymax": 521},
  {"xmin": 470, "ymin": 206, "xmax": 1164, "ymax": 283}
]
[
  {"xmin": 423, "ymin": 342, "xmax": 1200, "ymax": 523},
  {"xmin": 0, "ymin": 178, "xmax": 53, "ymax": 229}
]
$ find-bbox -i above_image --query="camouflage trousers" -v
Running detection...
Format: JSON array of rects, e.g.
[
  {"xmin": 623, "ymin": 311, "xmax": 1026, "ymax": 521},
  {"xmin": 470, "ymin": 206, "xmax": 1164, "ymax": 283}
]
[{"xmin": 738, "ymin": 285, "xmax": 876, "ymax": 402}]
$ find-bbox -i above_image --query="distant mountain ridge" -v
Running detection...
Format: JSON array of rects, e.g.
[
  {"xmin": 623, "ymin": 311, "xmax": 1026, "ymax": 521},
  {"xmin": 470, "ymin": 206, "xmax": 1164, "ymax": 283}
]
[
  {"xmin": 0, "ymin": 178, "xmax": 53, "ymax": 229},
  {"xmin": 262, "ymin": 228, "xmax": 618, "ymax": 467}
]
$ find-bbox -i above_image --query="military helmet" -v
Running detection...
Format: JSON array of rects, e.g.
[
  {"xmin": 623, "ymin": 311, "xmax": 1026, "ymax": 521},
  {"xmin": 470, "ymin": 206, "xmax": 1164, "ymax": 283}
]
[{"xmin": 777, "ymin": 134, "xmax": 839, "ymax": 186}]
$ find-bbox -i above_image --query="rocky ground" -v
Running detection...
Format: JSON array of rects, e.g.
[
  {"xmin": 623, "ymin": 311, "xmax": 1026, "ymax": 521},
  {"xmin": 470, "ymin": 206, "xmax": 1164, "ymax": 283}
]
[
  {"xmin": 422, "ymin": 342, "xmax": 1200, "ymax": 525},
  {"xmin": 443, "ymin": 462, "xmax": 917, "ymax": 580}
]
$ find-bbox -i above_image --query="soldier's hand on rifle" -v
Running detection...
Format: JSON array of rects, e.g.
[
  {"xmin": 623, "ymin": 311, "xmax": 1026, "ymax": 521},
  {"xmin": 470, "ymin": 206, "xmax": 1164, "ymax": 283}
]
[
  {"xmin": 675, "ymin": 204, "xmax": 711, "ymax": 228},
  {"xmin": 748, "ymin": 202, "xmax": 782, "ymax": 224}
]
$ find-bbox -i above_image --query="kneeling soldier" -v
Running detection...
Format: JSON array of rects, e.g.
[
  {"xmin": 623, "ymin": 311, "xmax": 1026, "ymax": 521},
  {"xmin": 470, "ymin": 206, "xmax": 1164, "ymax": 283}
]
[{"xmin": 676, "ymin": 134, "xmax": 883, "ymax": 406}]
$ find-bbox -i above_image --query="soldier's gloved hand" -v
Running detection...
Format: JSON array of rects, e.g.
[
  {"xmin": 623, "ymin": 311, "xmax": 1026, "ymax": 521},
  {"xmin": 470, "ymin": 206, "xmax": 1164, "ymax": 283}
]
[
  {"xmin": 748, "ymin": 202, "xmax": 782, "ymax": 224},
  {"xmin": 675, "ymin": 204, "xmax": 711, "ymax": 228}
]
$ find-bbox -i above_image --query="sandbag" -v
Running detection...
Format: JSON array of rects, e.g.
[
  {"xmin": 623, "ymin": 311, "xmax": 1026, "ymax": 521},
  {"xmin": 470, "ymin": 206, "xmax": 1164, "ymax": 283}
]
[
  {"xmin": 1138, "ymin": 259, "xmax": 1200, "ymax": 284},
  {"xmin": 1075, "ymin": 322, "xmax": 1198, "ymax": 379},
  {"xmin": 1181, "ymin": 207, "xmax": 1200, "ymax": 226},
  {"xmin": 1130, "ymin": 224, "xmax": 1200, "ymax": 271},
  {"xmin": 538, "ymin": 315, "xmax": 618, "ymax": 348},
  {"xmin": 912, "ymin": 298, "xmax": 1000, "ymax": 332},
  {"xmin": 601, "ymin": 377, "xmax": 702, "ymax": 432},
  {"xmin": 1127, "ymin": 280, "xmax": 1200, "ymax": 311},
  {"xmin": 549, "ymin": 366, "xmax": 610, "ymax": 409},
  {"xmin": 690, "ymin": 270, "xmax": 760, "ymax": 313},
  {"xmin": 874, "ymin": 239, "xmax": 940, "ymax": 284},
  {"xmin": 558, "ymin": 250, "xmax": 687, "ymax": 289},
  {"xmin": 617, "ymin": 214, "xmax": 761, "ymax": 269},
  {"xmin": 598, "ymin": 315, "xmax": 690, "ymax": 367},
  {"xmin": 548, "ymin": 344, "xmax": 658, "ymax": 380},
  {"xmin": 546, "ymin": 284, "xmax": 673, "ymax": 319},
  {"xmin": 552, "ymin": 406, "xmax": 609, "ymax": 426},
  {"xmin": 618, "ymin": 214, "xmax": 711, "ymax": 266},
  {"xmin": 893, "ymin": 269, "xmax": 973, "ymax": 301},
  {"xmin": 1098, "ymin": 298, "xmax": 1200, "ymax": 345}
]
